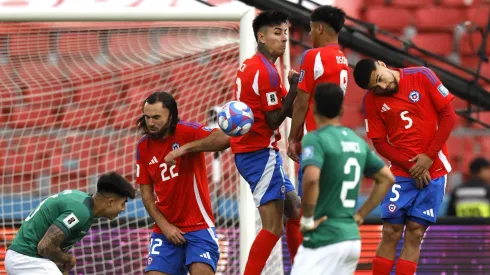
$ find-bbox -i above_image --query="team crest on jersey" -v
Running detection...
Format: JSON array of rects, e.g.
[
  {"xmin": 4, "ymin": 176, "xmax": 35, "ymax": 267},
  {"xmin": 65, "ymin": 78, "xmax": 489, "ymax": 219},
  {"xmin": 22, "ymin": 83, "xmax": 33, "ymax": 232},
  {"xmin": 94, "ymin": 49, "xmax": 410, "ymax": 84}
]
[
  {"xmin": 280, "ymin": 184, "xmax": 285, "ymax": 194},
  {"xmin": 299, "ymin": 70, "xmax": 305, "ymax": 82},
  {"xmin": 302, "ymin": 146, "xmax": 314, "ymax": 160},
  {"xmin": 147, "ymin": 256, "xmax": 153, "ymax": 265},
  {"xmin": 437, "ymin": 84, "xmax": 449, "ymax": 97},
  {"xmin": 202, "ymin": 126, "xmax": 212, "ymax": 132},
  {"xmin": 409, "ymin": 90, "xmax": 420, "ymax": 103},
  {"xmin": 172, "ymin": 142, "xmax": 180, "ymax": 150},
  {"xmin": 388, "ymin": 203, "xmax": 397, "ymax": 213}
]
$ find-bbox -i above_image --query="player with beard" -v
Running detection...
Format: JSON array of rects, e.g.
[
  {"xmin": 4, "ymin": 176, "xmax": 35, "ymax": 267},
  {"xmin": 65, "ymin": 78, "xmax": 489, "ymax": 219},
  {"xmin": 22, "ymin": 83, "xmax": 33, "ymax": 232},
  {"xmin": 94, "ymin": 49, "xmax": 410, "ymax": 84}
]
[
  {"xmin": 136, "ymin": 92, "xmax": 229, "ymax": 275},
  {"xmin": 353, "ymin": 59, "xmax": 456, "ymax": 275}
]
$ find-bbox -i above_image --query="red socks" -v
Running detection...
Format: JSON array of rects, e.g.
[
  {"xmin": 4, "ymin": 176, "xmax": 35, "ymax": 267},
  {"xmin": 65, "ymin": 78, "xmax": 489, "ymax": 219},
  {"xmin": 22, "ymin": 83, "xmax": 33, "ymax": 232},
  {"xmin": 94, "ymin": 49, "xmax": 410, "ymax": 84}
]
[
  {"xmin": 285, "ymin": 218, "xmax": 301, "ymax": 263},
  {"xmin": 243, "ymin": 229, "xmax": 280, "ymax": 275},
  {"xmin": 395, "ymin": 259, "xmax": 417, "ymax": 275},
  {"xmin": 372, "ymin": 256, "xmax": 395, "ymax": 275}
]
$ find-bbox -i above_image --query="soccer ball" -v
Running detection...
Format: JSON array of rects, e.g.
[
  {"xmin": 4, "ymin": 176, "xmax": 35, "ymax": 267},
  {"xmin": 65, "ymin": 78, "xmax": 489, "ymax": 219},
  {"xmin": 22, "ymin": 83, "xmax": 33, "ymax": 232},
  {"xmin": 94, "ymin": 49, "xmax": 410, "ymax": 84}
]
[{"xmin": 217, "ymin": 101, "xmax": 254, "ymax": 137}]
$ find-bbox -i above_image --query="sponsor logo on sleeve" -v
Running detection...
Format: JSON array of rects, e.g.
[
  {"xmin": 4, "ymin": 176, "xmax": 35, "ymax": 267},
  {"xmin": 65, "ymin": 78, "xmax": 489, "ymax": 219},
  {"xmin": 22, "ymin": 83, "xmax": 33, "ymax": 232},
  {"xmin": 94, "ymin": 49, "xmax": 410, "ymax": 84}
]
[
  {"xmin": 266, "ymin": 92, "xmax": 278, "ymax": 106},
  {"xmin": 437, "ymin": 84, "xmax": 449, "ymax": 97},
  {"xmin": 63, "ymin": 213, "xmax": 79, "ymax": 229},
  {"xmin": 302, "ymin": 146, "xmax": 314, "ymax": 160},
  {"xmin": 299, "ymin": 70, "xmax": 305, "ymax": 82}
]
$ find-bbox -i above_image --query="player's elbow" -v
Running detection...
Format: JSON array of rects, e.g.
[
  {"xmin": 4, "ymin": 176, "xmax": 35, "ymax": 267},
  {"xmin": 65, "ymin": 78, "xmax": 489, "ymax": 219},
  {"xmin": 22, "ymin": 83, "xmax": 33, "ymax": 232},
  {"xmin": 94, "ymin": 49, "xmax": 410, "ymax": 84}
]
[{"xmin": 37, "ymin": 239, "xmax": 56, "ymax": 257}]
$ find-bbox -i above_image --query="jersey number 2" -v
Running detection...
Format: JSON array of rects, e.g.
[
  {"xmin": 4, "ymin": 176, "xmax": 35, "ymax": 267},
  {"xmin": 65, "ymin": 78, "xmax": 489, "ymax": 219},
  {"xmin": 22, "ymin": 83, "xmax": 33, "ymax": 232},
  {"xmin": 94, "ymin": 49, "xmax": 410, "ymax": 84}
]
[{"xmin": 341, "ymin": 158, "xmax": 361, "ymax": 208}]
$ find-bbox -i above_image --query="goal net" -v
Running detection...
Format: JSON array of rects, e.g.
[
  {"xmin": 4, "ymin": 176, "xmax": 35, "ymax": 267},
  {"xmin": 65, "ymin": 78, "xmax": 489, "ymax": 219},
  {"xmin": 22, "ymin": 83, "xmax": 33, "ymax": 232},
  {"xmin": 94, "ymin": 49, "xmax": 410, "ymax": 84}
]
[{"xmin": 0, "ymin": 8, "xmax": 291, "ymax": 275}]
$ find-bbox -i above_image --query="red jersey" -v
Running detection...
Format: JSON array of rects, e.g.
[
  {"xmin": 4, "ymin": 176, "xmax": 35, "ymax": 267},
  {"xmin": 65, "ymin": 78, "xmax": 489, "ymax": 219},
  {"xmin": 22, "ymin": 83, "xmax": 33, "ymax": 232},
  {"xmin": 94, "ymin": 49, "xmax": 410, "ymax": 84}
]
[
  {"xmin": 230, "ymin": 53, "xmax": 287, "ymax": 153},
  {"xmin": 135, "ymin": 121, "xmax": 215, "ymax": 233},
  {"xmin": 363, "ymin": 67, "xmax": 454, "ymax": 179},
  {"xmin": 298, "ymin": 44, "xmax": 349, "ymax": 132}
]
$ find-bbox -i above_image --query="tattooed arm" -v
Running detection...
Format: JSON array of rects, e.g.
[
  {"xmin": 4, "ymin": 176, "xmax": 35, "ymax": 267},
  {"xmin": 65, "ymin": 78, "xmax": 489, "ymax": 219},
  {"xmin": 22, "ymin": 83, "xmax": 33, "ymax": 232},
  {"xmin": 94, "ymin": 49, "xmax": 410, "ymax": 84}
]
[{"xmin": 37, "ymin": 224, "xmax": 76, "ymax": 272}]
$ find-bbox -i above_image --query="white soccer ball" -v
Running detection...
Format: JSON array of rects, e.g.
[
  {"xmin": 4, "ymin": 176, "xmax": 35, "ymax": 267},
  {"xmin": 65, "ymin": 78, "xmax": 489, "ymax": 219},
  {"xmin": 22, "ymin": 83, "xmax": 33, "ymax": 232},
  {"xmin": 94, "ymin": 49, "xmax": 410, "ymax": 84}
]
[{"xmin": 217, "ymin": 101, "xmax": 254, "ymax": 137}]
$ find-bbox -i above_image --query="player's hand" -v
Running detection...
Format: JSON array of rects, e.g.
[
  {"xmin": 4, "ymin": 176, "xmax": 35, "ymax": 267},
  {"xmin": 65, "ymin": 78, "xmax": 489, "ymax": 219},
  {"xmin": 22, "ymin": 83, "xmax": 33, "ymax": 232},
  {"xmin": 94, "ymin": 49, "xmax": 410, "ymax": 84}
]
[
  {"xmin": 287, "ymin": 139, "xmax": 301, "ymax": 163},
  {"xmin": 164, "ymin": 149, "xmax": 183, "ymax": 166},
  {"xmin": 60, "ymin": 255, "xmax": 76, "ymax": 274},
  {"xmin": 299, "ymin": 216, "xmax": 327, "ymax": 233},
  {"xmin": 161, "ymin": 222, "xmax": 186, "ymax": 245},
  {"xmin": 288, "ymin": 69, "xmax": 300, "ymax": 85},
  {"xmin": 415, "ymin": 170, "xmax": 431, "ymax": 189},
  {"xmin": 354, "ymin": 213, "xmax": 364, "ymax": 226},
  {"xmin": 409, "ymin": 153, "xmax": 434, "ymax": 180}
]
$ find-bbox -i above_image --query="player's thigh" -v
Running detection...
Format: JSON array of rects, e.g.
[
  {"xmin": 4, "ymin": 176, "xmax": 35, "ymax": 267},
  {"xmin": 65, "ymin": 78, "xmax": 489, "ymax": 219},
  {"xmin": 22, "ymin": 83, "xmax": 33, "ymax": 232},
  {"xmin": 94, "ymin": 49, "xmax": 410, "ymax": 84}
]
[
  {"xmin": 381, "ymin": 176, "xmax": 419, "ymax": 224},
  {"xmin": 234, "ymin": 148, "xmax": 291, "ymax": 207},
  {"xmin": 145, "ymin": 232, "xmax": 187, "ymax": 275},
  {"xmin": 292, "ymin": 241, "xmax": 360, "ymax": 275},
  {"xmin": 5, "ymin": 250, "xmax": 62, "ymax": 275},
  {"xmin": 408, "ymin": 175, "xmax": 448, "ymax": 226},
  {"xmin": 284, "ymin": 189, "xmax": 301, "ymax": 219},
  {"xmin": 185, "ymin": 228, "xmax": 220, "ymax": 274}
]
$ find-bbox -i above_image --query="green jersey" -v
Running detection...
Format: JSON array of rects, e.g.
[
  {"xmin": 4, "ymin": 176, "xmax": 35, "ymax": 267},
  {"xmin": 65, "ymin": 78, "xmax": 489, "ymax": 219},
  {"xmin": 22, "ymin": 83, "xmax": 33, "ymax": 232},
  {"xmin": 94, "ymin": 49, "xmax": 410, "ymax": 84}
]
[
  {"xmin": 9, "ymin": 190, "xmax": 94, "ymax": 258},
  {"xmin": 301, "ymin": 125, "xmax": 384, "ymax": 248}
]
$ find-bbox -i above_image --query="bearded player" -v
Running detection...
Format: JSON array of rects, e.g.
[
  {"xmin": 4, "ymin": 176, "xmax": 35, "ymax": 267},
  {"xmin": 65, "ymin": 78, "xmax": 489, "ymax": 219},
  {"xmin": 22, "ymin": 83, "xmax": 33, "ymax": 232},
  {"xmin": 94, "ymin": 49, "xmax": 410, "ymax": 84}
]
[
  {"xmin": 137, "ymin": 92, "xmax": 229, "ymax": 275},
  {"xmin": 5, "ymin": 172, "xmax": 136, "ymax": 275},
  {"xmin": 286, "ymin": 5, "xmax": 348, "ymax": 196},
  {"xmin": 353, "ymin": 59, "xmax": 456, "ymax": 275}
]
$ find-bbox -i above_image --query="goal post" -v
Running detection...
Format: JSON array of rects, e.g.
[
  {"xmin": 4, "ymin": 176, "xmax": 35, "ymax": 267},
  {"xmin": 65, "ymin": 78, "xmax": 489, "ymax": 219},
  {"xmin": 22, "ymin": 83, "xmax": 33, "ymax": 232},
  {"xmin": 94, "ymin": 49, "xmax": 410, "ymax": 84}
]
[{"xmin": 0, "ymin": 6, "xmax": 292, "ymax": 275}]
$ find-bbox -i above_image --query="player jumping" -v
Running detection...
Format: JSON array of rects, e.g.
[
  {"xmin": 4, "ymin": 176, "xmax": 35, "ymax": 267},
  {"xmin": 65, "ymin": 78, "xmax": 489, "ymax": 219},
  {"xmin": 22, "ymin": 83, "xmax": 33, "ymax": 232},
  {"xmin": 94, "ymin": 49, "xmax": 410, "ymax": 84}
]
[
  {"xmin": 291, "ymin": 83, "xmax": 395, "ymax": 275},
  {"xmin": 137, "ymin": 91, "xmax": 228, "ymax": 275},
  {"xmin": 165, "ymin": 10, "xmax": 302, "ymax": 275},
  {"xmin": 5, "ymin": 172, "xmax": 136, "ymax": 275},
  {"xmin": 286, "ymin": 5, "xmax": 348, "ymax": 195},
  {"xmin": 353, "ymin": 59, "xmax": 456, "ymax": 275}
]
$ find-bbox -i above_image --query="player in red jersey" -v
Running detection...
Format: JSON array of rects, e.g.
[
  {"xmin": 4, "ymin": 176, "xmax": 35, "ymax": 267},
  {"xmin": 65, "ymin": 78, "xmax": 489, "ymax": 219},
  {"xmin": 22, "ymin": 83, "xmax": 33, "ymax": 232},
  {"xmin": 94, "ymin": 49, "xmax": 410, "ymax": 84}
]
[
  {"xmin": 136, "ymin": 92, "xmax": 229, "ymax": 275},
  {"xmin": 287, "ymin": 5, "xmax": 348, "ymax": 165},
  {"xmin": 353, "ymin": 59, "xmax": 456, "ymax": 275},
  {"xmin": 231, "ymin": 11, "xmax": 303, "ymax": 275}
]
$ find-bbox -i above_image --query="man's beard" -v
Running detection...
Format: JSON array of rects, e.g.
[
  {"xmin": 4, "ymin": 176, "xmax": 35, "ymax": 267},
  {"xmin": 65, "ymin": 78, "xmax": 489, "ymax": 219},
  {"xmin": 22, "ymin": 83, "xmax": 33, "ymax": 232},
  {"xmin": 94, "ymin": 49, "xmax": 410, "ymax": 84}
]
[{"xmin": 148, "ymin": 124, "xmax": 169, "ymax": 140}]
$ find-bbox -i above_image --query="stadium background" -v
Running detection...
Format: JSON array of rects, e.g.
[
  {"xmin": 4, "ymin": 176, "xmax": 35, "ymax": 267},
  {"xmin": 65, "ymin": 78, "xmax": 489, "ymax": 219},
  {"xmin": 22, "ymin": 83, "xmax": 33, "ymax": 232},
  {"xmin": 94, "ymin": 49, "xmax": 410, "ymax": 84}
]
[{"xmin": 0, "ymin": 0, "xmax": 489, "ymax": 274}]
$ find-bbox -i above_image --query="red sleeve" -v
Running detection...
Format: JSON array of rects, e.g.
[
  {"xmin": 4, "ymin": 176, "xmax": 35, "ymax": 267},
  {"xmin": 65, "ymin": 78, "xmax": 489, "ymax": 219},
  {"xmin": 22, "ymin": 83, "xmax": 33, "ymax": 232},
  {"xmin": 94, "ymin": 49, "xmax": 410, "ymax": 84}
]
[
  {"xmin": 193, "ymin": 124, "xmax": 217, "ymax": 140},
  {"xmin": 363, "ymin": 91, "xmax": 387, "ymax": 139},
  {"xmin": 421, "ymin": 68, "xmax": 455, "ymax": 111},
  {"xmin": 425, "ymin": 102, "xmax": 456, "ymax": 160},
  {"xmin": 135, "ymin": 141, "xmax": 152, "ymax": 185},
  {"xmin": 372, "ymin": 138, "xmax": 412, "ymax": 171},
  {"xmin": 298, "ymin": 49, "xmax": 315, "ymax": 94},
  {"xmin": 257, "ymin": 65, "xmax": 283, "ymax": 112}
]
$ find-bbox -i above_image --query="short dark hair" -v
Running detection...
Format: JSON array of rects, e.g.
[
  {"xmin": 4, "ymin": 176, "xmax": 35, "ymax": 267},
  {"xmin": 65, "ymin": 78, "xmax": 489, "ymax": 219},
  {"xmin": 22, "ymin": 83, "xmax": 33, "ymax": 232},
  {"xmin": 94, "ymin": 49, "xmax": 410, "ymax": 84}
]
[
  {"xmin": 136, "ymin": 91, "xmax": 179, "ymax": 136},
  {"xmin": 97, "ymin": 172, "xmax": 136, "ymax": 199},
  {"xmin": 252, "ymin": 10, "xmax": 289, "ymax": 42},
  {"xmin": 310, "ymin": 5, "xmax": 346, "ymax": 33},
  {"xmin": 470, "ymin": 157, "xmax": 490, "ymax": 174},
  {"xmin": 314, "ymin": 83, "xmax": 344, "ymax": 119},
  {"xmin": 353, "ymin": 58, "xmax": 377, "ymax": 89}
]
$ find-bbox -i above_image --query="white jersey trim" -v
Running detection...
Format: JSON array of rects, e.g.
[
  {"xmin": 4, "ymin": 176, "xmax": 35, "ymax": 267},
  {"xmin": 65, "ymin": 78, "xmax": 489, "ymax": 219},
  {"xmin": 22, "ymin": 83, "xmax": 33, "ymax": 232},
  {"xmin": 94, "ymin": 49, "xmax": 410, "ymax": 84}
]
[{"xmin": 193, "ymin": 175, "xmax": 214, "ymax": 228}]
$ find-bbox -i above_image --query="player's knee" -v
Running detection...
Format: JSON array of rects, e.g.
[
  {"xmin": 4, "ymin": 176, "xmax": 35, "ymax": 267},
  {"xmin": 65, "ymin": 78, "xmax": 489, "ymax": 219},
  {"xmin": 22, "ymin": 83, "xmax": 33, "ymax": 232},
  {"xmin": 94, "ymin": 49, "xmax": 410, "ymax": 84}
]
[
  {"xmin": 189, "ymin": 262, "xmax": 214, "ymax": 275},
  {"xmin": 381, "ymin": 224, "xmax": 404, "ymax": 245},
  {"xmin": 404, "ymin": 222, "xmax": 426, "ymax": 246}
]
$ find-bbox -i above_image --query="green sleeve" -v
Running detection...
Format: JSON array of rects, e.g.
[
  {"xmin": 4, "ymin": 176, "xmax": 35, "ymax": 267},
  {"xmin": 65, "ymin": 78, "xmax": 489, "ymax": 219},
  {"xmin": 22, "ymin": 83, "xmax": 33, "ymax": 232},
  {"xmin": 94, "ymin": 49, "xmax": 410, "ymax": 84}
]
[
  {"xmin": 53, "ymin": 203, "xmax": 90, "ymax": 238},
  {"xmin": 301, "ymin": 133, "xmax": 325, "ymax": 171},
  {"xmin": 363, "ymin": 143, "xmax": 385, "ymax": 178}
]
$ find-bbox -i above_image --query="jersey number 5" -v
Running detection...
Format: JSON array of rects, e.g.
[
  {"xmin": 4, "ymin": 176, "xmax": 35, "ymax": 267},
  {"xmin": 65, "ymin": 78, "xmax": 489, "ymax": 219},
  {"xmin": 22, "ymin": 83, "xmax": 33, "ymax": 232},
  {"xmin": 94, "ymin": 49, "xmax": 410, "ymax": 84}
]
[
  {"xmin": 400, "ymin": 111, "xmax": 413, "ymax": 129},
  {"xmin": 341, "ymin": 158, "xmax": 361, "ymax": 208}
]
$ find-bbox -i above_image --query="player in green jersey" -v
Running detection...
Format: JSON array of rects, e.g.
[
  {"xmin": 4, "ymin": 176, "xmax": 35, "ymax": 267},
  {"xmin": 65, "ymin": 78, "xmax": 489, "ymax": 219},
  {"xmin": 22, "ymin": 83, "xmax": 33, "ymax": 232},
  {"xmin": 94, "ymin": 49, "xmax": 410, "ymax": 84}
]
[
  {"xmin": 5, "ymin": 172, "xmax": 136, "ymax": 275},
  {"xmin": 290, "ymin": 83, "xmax": 395, "ymax": 275}
]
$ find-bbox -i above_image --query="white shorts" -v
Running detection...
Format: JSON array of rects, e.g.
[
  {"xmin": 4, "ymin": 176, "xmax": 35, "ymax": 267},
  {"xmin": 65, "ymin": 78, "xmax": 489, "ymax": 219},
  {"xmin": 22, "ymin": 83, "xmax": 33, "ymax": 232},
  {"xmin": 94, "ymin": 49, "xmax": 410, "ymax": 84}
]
[
  {"xmin": 5, "ymin": 250, "xmax": 63, "ymax": 275},
  {"xmin": 291, "ymin": 240, "xmax": 362, "ymax": 275}
]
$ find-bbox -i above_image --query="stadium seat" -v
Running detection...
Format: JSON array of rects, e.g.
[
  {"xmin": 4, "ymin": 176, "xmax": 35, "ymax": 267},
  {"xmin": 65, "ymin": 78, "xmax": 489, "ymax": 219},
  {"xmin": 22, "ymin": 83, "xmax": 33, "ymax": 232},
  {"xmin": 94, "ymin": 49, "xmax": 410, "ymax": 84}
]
[
  {"xmin": 0, "ymin": 174, "xmax": 39, "ymax": 194},
  {"xmin": 8, "ymin": 33, "xmax": 51, "ymax": 58},
  {"xmin": 410, "ymin": 33, "xmax": 453, "ymax": 56},
  {"xmin": 0, "ymin": 65, "xmax": 19, "ymax": 112},
  {"xmin": 364, "ymin": 0, "xmax": 428, "ymax": 7},
  {"xmin": 99, "ymin": 135, "xmax": 138, "ymax": 181},
  {"xmin": 438, "ymin": 0, "xmax": 481, "ymax": 7},
  {"xmin": 345, "ymin": 70, "xmax": 368, "ymax": 107},
  {"xmin": 58, "ymin": 32, "xmax": 101, "ymax": 57},
  {"xmin": 50, "ymin": 174, "xmax": 89, "ymax": 193},
  {"xmin": 111, "ymin": 105, "xmax": 140, "ymax": 130},
  {"xmin": 72, "ymin": 83, "xmax": 120, "ymax": 108},
  {"xmin": 61, "ymin": 104, "xmax": 113, "ymax": 130},
  {"xmin": 414, "ymin": 7, "xmax": 465, "ymax": 32},
  {"xmin": 6, "ymin": 104, "xmax": 60, "ymax": 129},
  {"xmin": 374, "ymin": 32, "xmax": 405, "ymax": 49},
  {"xmin": 108, "ymin": 33, "xmax": 153, "ymax": 60},
  {"xmin": 458, "ymin": 32, "xmax": 490, "ymax": 56},
  {"xmin": 341, "ymin": 105, "xmax": 365, "ymax": 130},
  {"xmin": 62, "ymin": 60, "xmax": 117, "ymax": 87},
  {"xmin": 363, "ymin": 7, "xmax": 413, "ymax": 32},
  {"xmin": 468, "ymin": 6, "xmax": 490, "ymax": 27}
]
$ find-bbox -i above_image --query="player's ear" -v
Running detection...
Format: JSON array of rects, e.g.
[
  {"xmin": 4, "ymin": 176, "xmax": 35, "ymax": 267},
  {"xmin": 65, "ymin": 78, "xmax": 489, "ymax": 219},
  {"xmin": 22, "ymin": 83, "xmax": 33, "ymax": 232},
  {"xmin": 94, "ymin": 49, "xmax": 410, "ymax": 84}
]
[
  {"xmin": 377, "ymin": 61, "xmax": 387, "ymax": 68},
  {"xmin": 339, "ymin": 107, "xmax": 344, "ymax": 118},
  {"xmin": 257, "ymin": 27, "xmax": 267, "ymax": 44}
]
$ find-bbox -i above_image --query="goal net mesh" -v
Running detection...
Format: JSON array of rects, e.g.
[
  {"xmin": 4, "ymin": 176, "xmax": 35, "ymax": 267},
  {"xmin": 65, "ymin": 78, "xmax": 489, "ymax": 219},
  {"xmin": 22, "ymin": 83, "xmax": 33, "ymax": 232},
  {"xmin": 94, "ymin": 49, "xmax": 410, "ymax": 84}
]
[{"xmin": 0, "ymin": 21, "xmax": 288, "ymax": 274}]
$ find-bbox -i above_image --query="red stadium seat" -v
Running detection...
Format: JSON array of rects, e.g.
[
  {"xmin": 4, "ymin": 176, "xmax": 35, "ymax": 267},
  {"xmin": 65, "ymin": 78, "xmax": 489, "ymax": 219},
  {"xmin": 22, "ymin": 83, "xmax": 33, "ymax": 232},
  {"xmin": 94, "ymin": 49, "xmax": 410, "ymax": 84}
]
[
  {"xmin": 61, "ymin": 104, "xmax": 113, "ymax": 130},
  {"xmin": 341, "ymin": 105, "xmax": 365, "ymax": 130},
  {"xmin": 410, "ymin": 33, "xmax": 453, "ymax": 56},
  {"xmin": 62, "ymin": 60, "xmax": 117, "ymax": 87},
  {"xmin": 99, "ymin": 135, "xmax": 139, "ymax": 181},
  {"xmin": 345, "ymin": 70, "xmax": 367, "ymax": 107},
  {"xmin": 375, "ymin": 32, "xmax": 405, "ymax": 49},
  {"xmin": 51, "ymin": 135, "xmax": 110, "ymax": 178},
  {"xmin": 414, "ymin": 7, "xmax": 465, "ymax": 31},
  {"xmin": 0, "ymin": 64, "xmax": 19, "ymax": 112},
  {"xmin": 72, "ymin": 83, "xmax": 120, "ymax": 108},
  {"xmin": 58, "ymin": 32, "xmax": 101, "ymax": 57},
  {"xmin": 0, "ymin": 174, "xmax": 39, "ymax": 194},
  {"xmin": 108, "ymin": 33, "xmax": 152, "ymax": 59},
  {"xmin": 50, "ymin": 174, "xmax": 89, "ymax": 193},
  {"xmin": 468, "ymin": 6, "xmax": 490, "ymax": 27},
  {"xmin": 459, "ymin": 32, "xmax": 490, "ymax": 56},
  {"xmin": 364, "ymin": 7, "xmax": 413, "ymax": 32},
  {"xmin": 111, "ymin": 105, "xmax": 140, "ymax": 130},
  {"xmin": 8, "ymin": 33, "xmax": 50, "ymax": 58},
  {"xmin": 364, "ymin": 0, "xmax": 429, "ymax": 7},
  {"xmin": 6, "ymin": 104, "xmax": 59, "ymax": 129},
  {"xmin": 0, "ymin": 135, "xmax": 59, "ymax": 175},
  {"xmin": 438, "ymin": 0, "xmax": 482, "ymax": 7}
]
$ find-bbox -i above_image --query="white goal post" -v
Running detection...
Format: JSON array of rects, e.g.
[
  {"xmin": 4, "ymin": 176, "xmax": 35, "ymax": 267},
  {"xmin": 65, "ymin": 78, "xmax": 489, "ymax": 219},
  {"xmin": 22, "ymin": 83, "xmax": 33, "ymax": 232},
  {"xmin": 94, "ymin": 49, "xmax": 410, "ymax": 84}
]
[{"xmin": 0, "ymin": 6, "xmax": 293, "ymax": 275}]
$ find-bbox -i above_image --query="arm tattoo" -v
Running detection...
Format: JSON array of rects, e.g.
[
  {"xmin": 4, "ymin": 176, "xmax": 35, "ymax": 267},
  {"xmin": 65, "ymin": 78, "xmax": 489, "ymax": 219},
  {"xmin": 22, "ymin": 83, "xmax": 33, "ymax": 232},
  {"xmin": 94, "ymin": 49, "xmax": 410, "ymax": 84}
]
[{"xmin": 37, "ymin": 224, "xmax": 72, "ymax": 265}]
